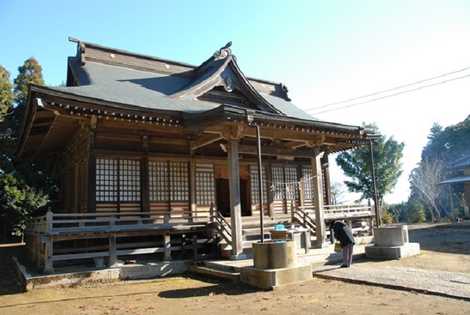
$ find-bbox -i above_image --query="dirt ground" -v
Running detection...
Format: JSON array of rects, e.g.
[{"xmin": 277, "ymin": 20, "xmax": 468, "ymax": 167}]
[
  {"xmin": 1, "ymin": 276, "xmax": 470, "ymax": 315},
  {"xmin": 0, "ymin": 223, "xmax": 469, "ymax": 315}
]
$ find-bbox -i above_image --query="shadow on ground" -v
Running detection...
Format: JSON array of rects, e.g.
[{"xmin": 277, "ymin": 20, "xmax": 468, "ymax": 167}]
[
  {"xmin": 0, "ymin": 246, "xmax": 25, "ymax": 296},
  {"xmin": 158, "ymin": 275, "xmax": 259, "ymax": 298}
]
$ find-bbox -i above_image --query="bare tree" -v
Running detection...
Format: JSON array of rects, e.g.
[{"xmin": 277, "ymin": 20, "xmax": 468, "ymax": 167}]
[
  {"xmin": 331, "ymin": 181, "xmax": 347, "ymax": 205},
  {"xmin": 409, "ymin": 159, "xmax": 445, "ymax": 221}
]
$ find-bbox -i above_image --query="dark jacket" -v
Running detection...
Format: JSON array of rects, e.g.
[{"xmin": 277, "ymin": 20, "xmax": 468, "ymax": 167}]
[{"xmin": 330, "ymin": 221, "xmax": 355, "ymax": 246}]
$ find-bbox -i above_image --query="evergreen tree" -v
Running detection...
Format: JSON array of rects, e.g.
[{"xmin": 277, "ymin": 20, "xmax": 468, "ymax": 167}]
[
  {"xmin": 336, "ymin": 124, "xmax": 404, "ymax": 207},
  {"xmin": 0, "ymin": 65, "xmax": 13, "ymax": 122},
  {"xmin": 14, "ymin": 57, "xmax": 44, "ymax": 107},
  {"xmin": 12, "ymin": 58, "xmax": 44, "ymax": 133},
  {"xmin": 406, "ymin": 200, "xmax": 426, "ymax": 223},
  {"xmin": 421, "ymin": 116, "xmax": 470, "ymax": 163},
  {"xmin": 0, "ymin": 58, "xmax": 50, "ymax": 239}
]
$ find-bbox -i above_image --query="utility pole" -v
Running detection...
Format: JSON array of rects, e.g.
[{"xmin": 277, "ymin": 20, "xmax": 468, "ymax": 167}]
[{"xmin": 369, "ymin": 140, "xmax": 381, "ymax": 227}]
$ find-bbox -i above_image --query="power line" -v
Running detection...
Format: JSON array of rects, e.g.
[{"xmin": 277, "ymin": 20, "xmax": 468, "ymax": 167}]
[
  {"xmin": 310, "ymin": 72, "xmax": 470, "ymax": 115},
  {"xmin": 305, "ymin": 65, "xmax": 470, "ymax": 112}
]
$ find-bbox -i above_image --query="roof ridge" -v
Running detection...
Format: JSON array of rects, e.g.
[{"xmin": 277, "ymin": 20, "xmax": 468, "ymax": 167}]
[{"xmin": 68, "ymin": 36, "xmax": 285, "ymax": 87}]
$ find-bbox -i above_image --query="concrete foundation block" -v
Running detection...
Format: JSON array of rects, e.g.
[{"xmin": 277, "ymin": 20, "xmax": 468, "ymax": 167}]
[
  {"xmin": 365, "ymin": 242, "xmax": 420, "ymax": 260},
  {"xmin": 119, "ymin": 261, "xmax": 189, "ymax": 280},
  {"xmin": 374, "ymin": 225, "xmax": 409, "ymax": 247},
  {"xmin": 253, "ymin": 240, "xmax": 297, "ymax": 269},
  {"xmin": 240, "ymin": 263, "xmax": 312, "ymax": 289}
]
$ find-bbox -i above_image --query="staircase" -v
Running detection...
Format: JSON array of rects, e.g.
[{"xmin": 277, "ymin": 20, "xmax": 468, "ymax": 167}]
[
  {"xmin": 189, "ymin": 261, "xmax": 241, "ymax": 282},
  {"xmin": 215, "ymin": 210, "xmax": 316, "ymax": 258}
]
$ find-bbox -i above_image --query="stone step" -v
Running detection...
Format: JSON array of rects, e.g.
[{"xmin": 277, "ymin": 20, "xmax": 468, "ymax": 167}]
[
  {"xmin": 189, "ymin": 264, "xmax": 240, "ymax": 282},
  {"xmin": 242, "ymin": 226, "xmax": 275, "ymax": 236}
]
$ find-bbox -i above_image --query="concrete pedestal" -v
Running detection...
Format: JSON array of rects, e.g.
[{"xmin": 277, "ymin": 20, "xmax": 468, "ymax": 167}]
[
  {"xmin": 252, "ymin": 241, "xmax": 297, "ymax": 269},
  {"xmin": 241, "ymin": 240, "xmax": 312, "ymax": 289},
  {"xmin": 240, "ymin": 264, "xmax": 312, "ymax": 290},
  {"xmin": 365, "ymin": 242, "xmax": 420, "ymax": 259},
  {"xmin": 365, "ymin": 224, "xmax": 420, "ymax": 260}
]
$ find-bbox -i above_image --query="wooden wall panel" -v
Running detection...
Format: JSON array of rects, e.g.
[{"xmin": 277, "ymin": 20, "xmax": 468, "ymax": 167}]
[{"xmin": 249, "ymin": 164, "xmax": 268, "ymax": 216}]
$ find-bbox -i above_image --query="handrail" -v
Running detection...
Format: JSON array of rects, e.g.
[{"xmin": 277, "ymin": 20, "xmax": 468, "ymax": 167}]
[
  {"xmin": 212, "ymin": 210, "xmax": 232, "ymax": 245},
  {"xmin": 323, "ymin": 204, "xmax": 373, "ymax": 219},
  {"xmin": 292, "ymin": 207, "xmax": 316, "ymax": 235}
]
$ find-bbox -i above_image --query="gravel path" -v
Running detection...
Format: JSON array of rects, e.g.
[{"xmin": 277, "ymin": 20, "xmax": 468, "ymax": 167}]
[{"xmin": 313, "ymin": 265, "xmax": 470, "ymax": 300}]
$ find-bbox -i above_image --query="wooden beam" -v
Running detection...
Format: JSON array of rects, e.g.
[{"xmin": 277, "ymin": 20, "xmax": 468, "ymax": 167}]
[
  {"xmin": 239, "ymin": 144, "xmax": 314, "ymax": 158},
  {"xmin": 190, "ymin": 132, "xmax": 223, "ymax": 151},
  {"xmin": 285, "ymin": 140, "xmax": 309, "ymax": 150}
]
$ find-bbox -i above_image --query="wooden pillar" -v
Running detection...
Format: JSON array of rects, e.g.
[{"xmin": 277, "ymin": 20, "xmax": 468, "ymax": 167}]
[
  {"xmin": 321, "ymin": 154, "xmax": 332, "ymax": 205},
  {"xmin": 227, "ymin": 139, "xmax": 244, "ymax": 259},
  {"xmin": 164, "ymin": 233, "xmax": 171, "ymax": 261},
  {"xmin": 141, "ymin": 136, "xmax": 150, "ymax": 213},
  {"xmin": 108, "ymin": 234, "xmax": 117, "ymax": 267},
  {"xmin": 73, "ymin": 163, "xmax": 79, "ymax": 212},
  {"xmin": 189, "ymin": 159, "xmax": 196, "ymax": 223},
  {"xmin": 266, "ymin": 162, "xmax": 274, "ymax": 217},
  {"xmin": 192, "ymin": 234, "xmax": 198, "ymax": 260},
  {"xmin": 297, "ymin": 165, "xmax": 304, "ymax": 207},
  {"xmin": 311, "ymin": 150, "xmax": 326, "ymax": 247},
  {"xmin": 87, "ymin": 116, "xmax": 97, "ymax": 213},
  {"xmin": 463, "ymin": 183, "xmax": 470, "ymax": 218},
  {"xmin": 43, "ymin": 238, "xmax": 54, "ymax": 274}
]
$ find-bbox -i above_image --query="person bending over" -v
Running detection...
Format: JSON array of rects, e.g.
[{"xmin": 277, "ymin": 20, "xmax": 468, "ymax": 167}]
[{"xmin": 329, "ymin": 220, "xmax": 355, "ymax": 268}]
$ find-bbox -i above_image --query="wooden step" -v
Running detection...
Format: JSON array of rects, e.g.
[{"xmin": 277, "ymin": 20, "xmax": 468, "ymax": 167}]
[{"xmin": 189, "ymin": 264, "xmax": 240, "ymax": 282}]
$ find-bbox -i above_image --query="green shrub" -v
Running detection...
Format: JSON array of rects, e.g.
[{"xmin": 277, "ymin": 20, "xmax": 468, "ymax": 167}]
[
  {"xmin": 0, "ymin": 173, "xmax": 49, "ymax": 238},
  {"xmin": 407, "ymin": 201, "xmax": 426, "ymax": 223},
  {"xmin": 382, "ymin": 210, "xmax": 395, "ymax": 224}
]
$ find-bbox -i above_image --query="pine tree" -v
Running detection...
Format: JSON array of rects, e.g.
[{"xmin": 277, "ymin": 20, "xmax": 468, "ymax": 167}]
[
  {"xmin": 14, "ymin": 57, "xmax": 44, "ymax": 107},
  {"xmin": 0, "ymin": 65, "xmax": 13, "ymax": 122},
  {"xmin": 10, "ymin": 58, "xmax": 45, "ymax": 135}
]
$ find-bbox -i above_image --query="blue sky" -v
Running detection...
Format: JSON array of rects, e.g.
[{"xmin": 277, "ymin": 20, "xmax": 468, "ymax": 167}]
[{"xmin": 1, "ymin": 0, "xmax": 470, "ymax": 203}]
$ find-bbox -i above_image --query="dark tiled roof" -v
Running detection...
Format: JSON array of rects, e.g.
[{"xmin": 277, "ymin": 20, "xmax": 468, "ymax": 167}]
[{"xmin": 60, "ymin": 58, "xmax": 314, "ymax": 119}]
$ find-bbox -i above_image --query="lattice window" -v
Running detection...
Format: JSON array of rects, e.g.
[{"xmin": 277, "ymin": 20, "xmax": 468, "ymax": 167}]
[
  {"xmin": 119, "ymin": 159, "xmax": 141, "ymax": 202},
  {"xmin": 285, "ymin": 166, "xmax": 298, "ymax": 200},
  {"xmin": 96, "ymin": 158, "xmax": 118, "ymax": 202},
  {"xmin": 149, "ymin": 161, "xmax": 169, "ymax": 202},
  {"xmin": 196, "ymin": 164, "xmax": 215, "ymax": 206},
  {"xmin": 250, "ymin": 165, "xmax": 268, "ymax": 204},
  {"xmin": 271, "ymin": 166, "xmax": 285, "ymax": 201},
  {"xmin": 302, "ymin": 166, "xmax": 313, "ymax": 201},
  {"xmin": 169, "ymin": 161, "xmax": 189, "ymax": 201},
  {"xmin": 96, "ymin": 158, "xmax": 141, "ymax": 203}
]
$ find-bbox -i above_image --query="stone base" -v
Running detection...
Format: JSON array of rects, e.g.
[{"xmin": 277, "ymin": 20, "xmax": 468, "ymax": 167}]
[
  {"xmin": 365, "ymin": 242, "xmax": 420, "ymax": 260},
  {"xmin": 12, "ymin": 257, "xmax": 191, "ymax": 290},
  {"xmin": 240, "ymin": 263, "xmax": 312, "ymax": 290},
  {"xmin": 119, "ymin": 261, "xmax": 189, "ymax": 279},
  {"xmin": 230, "ymin": 253, "xmax": 249, "ymax": 260}
]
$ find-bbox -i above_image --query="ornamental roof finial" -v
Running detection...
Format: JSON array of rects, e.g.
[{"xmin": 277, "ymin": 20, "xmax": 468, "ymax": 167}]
[{"xmin": 213, "ymin": 41, "xmax": 232, "ymax": 60}]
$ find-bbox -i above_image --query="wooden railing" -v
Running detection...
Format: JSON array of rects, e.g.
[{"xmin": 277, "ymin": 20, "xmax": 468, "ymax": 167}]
[
  {"xmin": 212, "ymin": 210, "xmax": 232, "ymax": 246},
  {"xmin": 29, "ymin": 211, "xmax": 211, "ymax": 234},
  {"xmin": 292, "ymin": 207, "xmax": 316, "ymax": 236},
  {"xmin": 323, "ymin": 204, "xmax": 373, "ymax": 219},
  {"xmin": 27, "ymin": 210, "xmax": 212, "ymax": 273}
]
